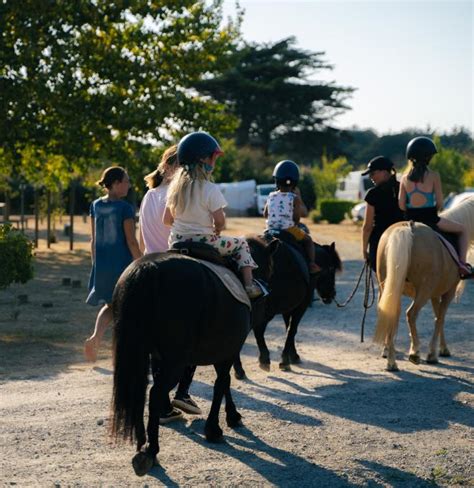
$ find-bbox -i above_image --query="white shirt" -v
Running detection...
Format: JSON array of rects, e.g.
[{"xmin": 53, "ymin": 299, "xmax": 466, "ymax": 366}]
[
  {"xmin": 171, "ymin": 181, "xmax": 227, "ymax": 236},
  {"xmin": 266, "ymin": 191, "xmax": 296, "ymax": 230},
  {"xmin": 139, "ymin": 185, "xmax": 170, "ymax": 253}
]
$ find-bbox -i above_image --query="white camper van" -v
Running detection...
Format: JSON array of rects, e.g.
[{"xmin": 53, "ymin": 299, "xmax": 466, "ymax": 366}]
[{"xmin": 335, "ymin": 171, "xmax": 374, "ymax": 201}]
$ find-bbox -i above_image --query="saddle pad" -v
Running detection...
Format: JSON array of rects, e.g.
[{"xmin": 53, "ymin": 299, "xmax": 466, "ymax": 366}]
[{"xmin": 194, "ymin": 258, "xmax": 251, "ymax": 309}]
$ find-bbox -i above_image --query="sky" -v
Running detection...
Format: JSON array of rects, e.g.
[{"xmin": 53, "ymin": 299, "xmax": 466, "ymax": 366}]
[{"xmin": 222, "ymin": 0, "xmax": 473, "ymax": 135}]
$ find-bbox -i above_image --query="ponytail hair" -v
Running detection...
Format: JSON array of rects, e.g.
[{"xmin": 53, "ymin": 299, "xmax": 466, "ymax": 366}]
[
  {"xmin": 144, "ymin": 145, "xmax": 178, "ymax": 189},
  {"xmin": 96, "ymin": 166, "xmax": 127, "ymax": 189},
  {"xmin": 166, "ymin": 164, "xmax": 210, "ymax": 216},
  {"xmin": 407, "ymin": 160, "xmax": 429, "ymax": 183}
]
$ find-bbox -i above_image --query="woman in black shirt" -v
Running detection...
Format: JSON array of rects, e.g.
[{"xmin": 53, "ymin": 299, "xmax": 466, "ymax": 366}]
[{"xmin": 361, "ymin": 156, "xmax": 404, "ymax": 271}]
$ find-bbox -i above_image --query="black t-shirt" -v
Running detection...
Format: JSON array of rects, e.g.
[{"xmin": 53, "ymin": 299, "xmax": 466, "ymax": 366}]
[{"xmin": 364, "ymin": 177, "xmax": 404, "ymax": 238}]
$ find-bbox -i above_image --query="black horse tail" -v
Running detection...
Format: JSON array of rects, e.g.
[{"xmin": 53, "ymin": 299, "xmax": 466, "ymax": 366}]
[{"xmin": 110, "ymin": 260, "xmax": 157, "ymax": 443}]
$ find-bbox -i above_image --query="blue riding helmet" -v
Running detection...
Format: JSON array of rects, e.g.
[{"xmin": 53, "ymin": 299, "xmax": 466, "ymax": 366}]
[
  {"xmin": 272, "ymin": 160, "xmax": 300, "ymax": 184},
  {"xmin": 406, "ymin": 137, "xmax": 437, "ymax": 163},
  {"xmin": 177, "ymin": 132, "xmax": 223, "ymax": 166}
]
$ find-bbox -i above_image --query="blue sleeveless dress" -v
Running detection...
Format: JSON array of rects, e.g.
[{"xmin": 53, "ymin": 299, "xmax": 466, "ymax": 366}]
[{"xmin": 86, "ymin": 198, "xmax": 135, "ymax": 305}]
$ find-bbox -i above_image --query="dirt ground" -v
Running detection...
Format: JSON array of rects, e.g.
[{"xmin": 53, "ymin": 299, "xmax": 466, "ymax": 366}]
[{"xmin": 0, "ymin": 216, "xmax": 473, "ymax": 487}]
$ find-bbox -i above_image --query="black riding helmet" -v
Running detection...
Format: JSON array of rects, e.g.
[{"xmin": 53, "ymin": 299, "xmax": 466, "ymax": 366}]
[
  {"xmin": 406, "ymin": 137, "xmax": 437, "ymax": 163},
  {"xmin": 177, "ymin": 132, "xmax": 223, "ymax": 166},
  {"xmin": 273, "ymin": 160, "xmax": 300, "ymax": 185}
]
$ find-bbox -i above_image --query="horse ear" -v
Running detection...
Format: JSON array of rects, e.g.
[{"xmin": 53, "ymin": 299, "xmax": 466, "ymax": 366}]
[
  {"xmin": 330, "ymin": 242, "xmax": 335, "ymax": 251},
  {"xmin": 266, "ymin": 239, "xmax": 280, "ymax": 257}
]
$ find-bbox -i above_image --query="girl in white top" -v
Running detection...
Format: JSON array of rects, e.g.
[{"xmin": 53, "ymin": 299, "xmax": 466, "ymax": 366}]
[
  {"xmin": 163, "ymin": 132, "xmax": 262, "ymax": 298},
  {"xmin": 139, "ymin": 145, "xmax": 179, "ymax": 254}
]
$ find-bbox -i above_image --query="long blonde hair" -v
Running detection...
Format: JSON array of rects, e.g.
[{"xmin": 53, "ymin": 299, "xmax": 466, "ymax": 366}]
[
  {"xmin": 144, "ymin": 145, "xmax": 178, "ymax": 189},
  {"xmin": 167, "ymin": 164, "xmax": 211, "ymax": 215}
]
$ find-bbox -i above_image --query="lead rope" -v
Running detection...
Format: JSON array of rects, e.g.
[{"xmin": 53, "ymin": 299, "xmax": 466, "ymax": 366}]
[{"xmin": 334, "ymin": 261, "xmax": 377, "ymax": 342}]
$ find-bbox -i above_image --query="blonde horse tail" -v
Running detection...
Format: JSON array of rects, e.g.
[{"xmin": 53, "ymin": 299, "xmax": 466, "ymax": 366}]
[{"xmin": 374, "ymin": 224, "xmax": 413, "ymax": 344}]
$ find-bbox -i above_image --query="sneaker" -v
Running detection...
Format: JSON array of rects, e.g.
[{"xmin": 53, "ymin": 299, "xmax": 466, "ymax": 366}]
[
  {"xmin": 172, "ymin": 396, "xmax": 202, "ymax": 415},
  {"xmin": 460, "ymin": 262, "xmax": 474, "ymax": 280},
  {"xmin": 159, "ymin": 407, "xmax": 183, "ymax": 425},
  {"xmin": 245, "ymin": 283, "xmax": 263, "ymax": 299}
]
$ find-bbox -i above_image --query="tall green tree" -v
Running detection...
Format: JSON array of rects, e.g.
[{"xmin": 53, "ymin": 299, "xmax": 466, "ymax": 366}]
[
  {"xmin": 0, "ymin": 0, "xmax": 240, "ymax": 185},
  {"xmin": 198, "ymin": 37, "xmax": 354, "ymax": 157}
]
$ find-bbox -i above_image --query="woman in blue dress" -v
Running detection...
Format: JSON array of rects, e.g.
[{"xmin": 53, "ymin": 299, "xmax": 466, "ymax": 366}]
[{"xmin": 84, "ymin": 166, "xmax": 142, "ymax": 361}]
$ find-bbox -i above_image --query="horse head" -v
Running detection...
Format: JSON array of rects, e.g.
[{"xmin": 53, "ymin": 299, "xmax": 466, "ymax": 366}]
[{"xmin": 313, "ymin": 242, "xmax": 342, "ymax": 304}]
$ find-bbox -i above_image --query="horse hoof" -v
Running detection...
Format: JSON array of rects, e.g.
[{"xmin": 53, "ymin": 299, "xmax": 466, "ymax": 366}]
[
  {"xmin": 205, "ymin": 425, "xmax": 223, "ymax": 443},
  {"xmin": 439, "ymin": 349, "xmax": 451, "ymax": 357},
  {"xmin": 381, "ymin": 348, "xmax": 388, "ymax": 358},
  {"xmin": 426, "ymin": 354, "xmax": 439, "ymax": 364},
  {"xmin": 289, "ymin": 355, "xmax": 302, "ymax": 364},
  {"xmin": 385, "ymin": 364, "xmax": 399, "ymax": 372},
  {"xmin": 132, "ymin": 451, "xmax": 155, "ymax": 477},
  {"xmin": 234, "ymin": 370, "xmax": 247, "ymax": 380},
  {"xmin": 279, "ymin": 362, "xmax": 292, "ymax": 372},
  {"xmin": 409, "ymin": 354, "xmax": 421, "ymax": 365},
  {"xmin": 259, "ymin": 362, "xmax": 270, "ymax": 372},
  {"xmin": 226, "ymin": 411, "xmax": 242, "ymax": 428}
]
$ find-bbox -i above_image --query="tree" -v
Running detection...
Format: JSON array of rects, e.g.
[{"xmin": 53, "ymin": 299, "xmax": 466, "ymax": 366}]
[
  {"xmin": 312, "ymin": 154, "xmax": 351, "ymax": 206},
  {"xmin": 198, "ymin": 37, "xmax": 354, "ymax": 157},
  {"xmin": 430, "ymin": 136, "xmax": 471, "ymax": 195},
  {"xmin": 0, "ymin": 0, "xmax": 240, "ymax": 185}
]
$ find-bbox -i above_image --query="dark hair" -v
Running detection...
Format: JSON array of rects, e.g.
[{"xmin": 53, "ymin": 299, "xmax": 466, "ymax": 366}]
[
  {"xmin": 97, "ymin": 166, "xmax": 127, "ymax": 189},
  {"xmin": 276, "ymin": 177, "xmax": 296, "ymax": 191},
  {"xmin": 407, "ymin": 161, "xmax": 428, "ymax": 183},
  {"xmin": 144, "ymin": 145, "xmax": 178, "ymax": 189}
]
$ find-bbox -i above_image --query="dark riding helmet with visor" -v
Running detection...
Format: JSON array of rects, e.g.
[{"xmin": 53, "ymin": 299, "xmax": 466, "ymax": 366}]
[
  {"xmin": 406, "ymin": 137, "xmax": 437, "ymax": 164},
  {"xmin": 361, "ymin": 156, "xmax": 394, "ymax": 175},
  {"xmin": 177, "ymin": 132, "xmax": 223, "ymax": 168},
  {"xmin": 273, "ymin": 160, "xmax": 300, "ymax": 186}
]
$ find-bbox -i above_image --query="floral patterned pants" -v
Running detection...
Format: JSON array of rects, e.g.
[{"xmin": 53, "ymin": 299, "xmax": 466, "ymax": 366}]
[{"xmin": 169, "ymin": 232, "xmax": 257, "ymax": 269}]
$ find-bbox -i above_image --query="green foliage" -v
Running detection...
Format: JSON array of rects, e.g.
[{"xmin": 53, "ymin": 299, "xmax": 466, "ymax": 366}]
[
  {"xmin": 299, "ymin": 168, "xmax": 316, "ymax": 210},
  {"xmin": 309, "ymin": 209, "xmax": 321, "ymax": 223},
  {"xmin": 213, "ymin": 140, "xmax": 275, "ymax": 183},
  {"xmin": 430, "ymin": 136, "xmax": 471, "ymax": 194},
  {"xmin": 319, "ymin": 199, "xmax": 355, "ymax": 224},
  {"xmin": 0, "ymin": 225, "xmax": 34, "ymax": 290},
  {"xmin": 312, "ymin": 155, "xmax": 351, "ymax": 206},
  {"xmin": 1, "ymin": 1, "xmax": 240, "ymax": 185},
  {"xmin": 198, "ymin": 37, "xmax": 354, "ymax": 156}
]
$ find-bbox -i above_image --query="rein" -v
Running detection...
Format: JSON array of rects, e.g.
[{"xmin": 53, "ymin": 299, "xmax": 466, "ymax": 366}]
[{"xmin": 334, "ymin": 261, "xmax": 376, "ymax": 342}]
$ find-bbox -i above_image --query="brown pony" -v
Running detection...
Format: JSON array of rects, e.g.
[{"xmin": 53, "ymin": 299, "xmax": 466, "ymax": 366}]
[{"xmin": 374, "ymin": 196, "xmax": 474, "ymax": 371}]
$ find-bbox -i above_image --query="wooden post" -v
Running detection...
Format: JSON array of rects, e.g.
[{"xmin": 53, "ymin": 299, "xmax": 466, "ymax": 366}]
[
  {"xmin": 34, "ymin": 187, "xmax": 39, "ymax": 248},
  {"xmin": 69, "ymin": 180, "xmax": 76, "ymax": 251},
  {"xmin": 46, "ymin": 189, "xmax": 51, "ymax": 249}
]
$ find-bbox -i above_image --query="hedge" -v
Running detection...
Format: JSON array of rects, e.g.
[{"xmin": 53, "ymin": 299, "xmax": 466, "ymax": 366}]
[
  {"xmin": 319, "ymin": 199, "xmax": 356, "ymax": 224},
  {"xmin": 0, "ymin": 224, "xmax": 34, "ymax": 290}
]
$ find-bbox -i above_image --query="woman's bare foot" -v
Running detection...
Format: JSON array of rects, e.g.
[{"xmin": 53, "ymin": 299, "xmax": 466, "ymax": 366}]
[{"xmin": 84, "ymin": 337, "xmax": 99, "ymax": 362}]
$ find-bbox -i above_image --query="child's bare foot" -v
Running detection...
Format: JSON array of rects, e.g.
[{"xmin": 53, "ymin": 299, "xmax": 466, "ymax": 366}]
[
  {"xmin": 84, "ymin": 337, "xmax": 98, "ymax": 362},
  {"xmin": 309, "ymin": 262, "xmax": 321, "ymax": 274}
]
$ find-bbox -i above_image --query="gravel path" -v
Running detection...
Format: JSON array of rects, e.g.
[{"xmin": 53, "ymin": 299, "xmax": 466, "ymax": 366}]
[{"xmin": 1, "ymin": 220, "xmax": 473, "ymax": 487}]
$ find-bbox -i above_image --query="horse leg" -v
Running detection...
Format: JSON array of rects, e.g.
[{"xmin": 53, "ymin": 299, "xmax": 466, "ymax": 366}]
[
  {"xmin": 428, "ymin": 289, "xmax": 455, "ymax": 362},
  {"xmin": 233, "ymin": 353, "xmax": 247, "ymax": 380},
  {"xmin": 205, "ymin": 361, "xmax": 232, "ymax": 442},
  {"xmin": 223, "ymin": 364, "xmax": 243, "ymax": 428},
  {"xmin": 280, "ymin": 305, "xmax": 306, "ymax": 370},
  {"xmin": 253, "ymin": 319, "xmax": 271, "ymax": 371},
  {"xmin": 132, "ymin": 363, "xmax": 182, "ymax": 476},
  {"xmin": 406, "ymin": 295, "xmax": 430, "ymax": 365}
]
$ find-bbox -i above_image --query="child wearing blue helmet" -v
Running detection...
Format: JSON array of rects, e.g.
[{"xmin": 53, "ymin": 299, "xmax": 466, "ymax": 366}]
[
  {"xmin": 163, "ymin": 132, "xmax": 262, "ymax": 298},
  {"xmin": 264, "ymin": 160, "xmax": 320, "ymax": 274}
]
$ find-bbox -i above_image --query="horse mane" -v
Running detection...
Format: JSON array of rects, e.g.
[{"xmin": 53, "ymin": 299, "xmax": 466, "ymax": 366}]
[
  {"xmin": 441, "ymin": 196, "xmax": 474, "ymax": 242},
  {"xmin": 246, "ymin": 234, "xmax": 268, "ymax": 250}
]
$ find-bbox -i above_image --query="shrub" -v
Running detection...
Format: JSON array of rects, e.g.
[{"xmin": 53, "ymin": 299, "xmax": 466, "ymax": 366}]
[
  {"xmin": 309, "ymin": 209, "xmax": 321, "ymax": 223},
  {"xmin": 319, "ymin": 199, "xmax": 355, "ymax": 224},
  {"xmin": 0, "ymin": 224, "xmax": 34, "ymax": 290}
]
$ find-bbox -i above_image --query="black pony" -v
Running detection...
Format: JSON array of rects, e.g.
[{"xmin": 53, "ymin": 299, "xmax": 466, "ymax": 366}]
[
  {"xmin": 234, "ymin": 236, "xmax": 342, "ymax": 377},
  {"xmin": 110, "ymin": 248, "xmax": 275, "ymax": 476}
]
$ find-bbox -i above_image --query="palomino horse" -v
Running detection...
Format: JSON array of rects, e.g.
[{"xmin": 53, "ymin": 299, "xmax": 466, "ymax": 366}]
[
  {"xmin": 233, "ymin": 236, "xmax": 342, "ymax": 377},
  {"xmin": 374, "ymin": 196, "xmax": 474, "ymax": 371},
  {"xmin": 110, "ymin": 247, "xmax": 275, "ymax": 476}
]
